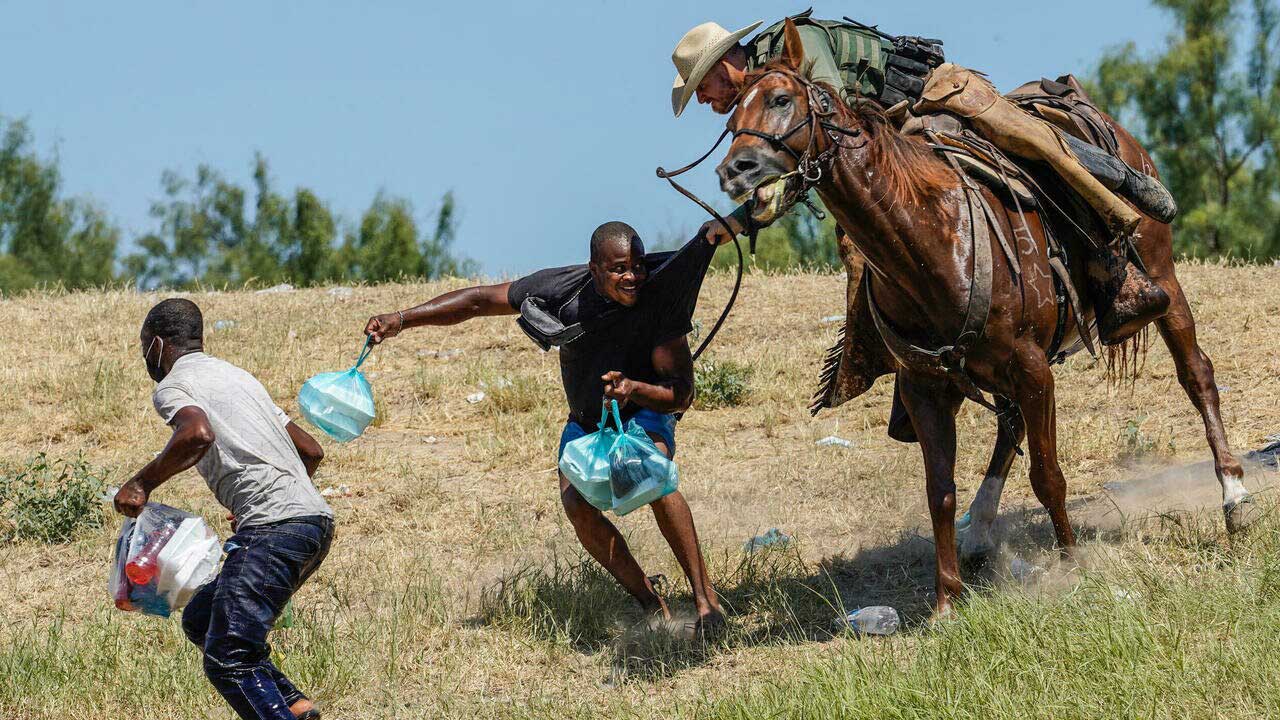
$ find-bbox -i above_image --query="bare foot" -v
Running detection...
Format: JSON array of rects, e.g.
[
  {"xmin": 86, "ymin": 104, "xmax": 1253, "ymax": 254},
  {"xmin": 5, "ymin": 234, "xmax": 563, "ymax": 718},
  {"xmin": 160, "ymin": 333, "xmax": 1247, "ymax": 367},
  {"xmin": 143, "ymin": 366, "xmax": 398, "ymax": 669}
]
[
  {"xmin": 644, "ymin": 597, "xmax": 672, "ymax": 632},
  {"xmin": 694, "ymin": 609, "xmax": 727, "ymax": 638}
]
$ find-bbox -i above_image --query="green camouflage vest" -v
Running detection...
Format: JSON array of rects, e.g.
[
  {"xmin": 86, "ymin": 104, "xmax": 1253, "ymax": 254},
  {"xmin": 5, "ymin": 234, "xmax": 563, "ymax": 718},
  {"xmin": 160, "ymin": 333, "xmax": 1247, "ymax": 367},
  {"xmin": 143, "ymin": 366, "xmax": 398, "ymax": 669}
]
[
  {"xmin": 746, "ymin": 14, "xmax": 891, "ymax": 101},
  {"xmin": 745, "ymin": 12, "xmax": 942, "ymax": 108}
]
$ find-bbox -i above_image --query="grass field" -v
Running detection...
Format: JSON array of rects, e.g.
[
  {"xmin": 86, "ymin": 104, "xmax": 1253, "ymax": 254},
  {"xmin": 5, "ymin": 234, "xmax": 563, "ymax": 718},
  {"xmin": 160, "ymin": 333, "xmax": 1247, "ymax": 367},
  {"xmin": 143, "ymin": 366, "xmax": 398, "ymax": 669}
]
[{"xmin": 1, "ymin": 262, "xmax": 1279, "ymax": 719}]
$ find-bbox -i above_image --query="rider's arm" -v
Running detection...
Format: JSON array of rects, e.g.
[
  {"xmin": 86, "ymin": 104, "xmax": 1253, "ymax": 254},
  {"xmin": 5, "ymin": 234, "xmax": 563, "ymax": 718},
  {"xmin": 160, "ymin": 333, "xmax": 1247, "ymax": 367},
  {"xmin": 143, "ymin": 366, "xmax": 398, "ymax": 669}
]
[
  {"xmin": 365, "ymin": 283, "xmax": 515, "ymax": 343},
  {"xmin": 602, "ymin": 336, "xmax": 695, "ymax": 414},
  {"xmin": 795, "ymin": 25, "xmax": 844, "ymax": 92}
]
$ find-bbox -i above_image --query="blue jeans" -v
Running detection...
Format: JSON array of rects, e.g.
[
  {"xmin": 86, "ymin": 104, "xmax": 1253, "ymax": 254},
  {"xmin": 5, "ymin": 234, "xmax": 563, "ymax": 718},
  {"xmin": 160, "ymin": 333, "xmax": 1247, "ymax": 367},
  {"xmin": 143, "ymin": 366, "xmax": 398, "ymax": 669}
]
[
  {"xmin": 182, "ymin": 515, "xmax": 334, "ymax": 720},
  {"xmin": 558, "ymin": 408, "xmax": 677, "ymax": 459}
]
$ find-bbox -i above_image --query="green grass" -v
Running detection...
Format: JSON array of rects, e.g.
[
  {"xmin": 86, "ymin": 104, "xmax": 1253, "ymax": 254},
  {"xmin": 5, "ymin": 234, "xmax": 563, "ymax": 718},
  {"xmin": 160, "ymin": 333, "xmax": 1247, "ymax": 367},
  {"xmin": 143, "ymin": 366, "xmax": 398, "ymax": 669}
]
[
  {"xmin": 694, "ymin": 358, "xmax": 753, "ymax": 410},
  {"xmin": 0, "ymin": 455, "xmax": 109, "ymax": 544}
]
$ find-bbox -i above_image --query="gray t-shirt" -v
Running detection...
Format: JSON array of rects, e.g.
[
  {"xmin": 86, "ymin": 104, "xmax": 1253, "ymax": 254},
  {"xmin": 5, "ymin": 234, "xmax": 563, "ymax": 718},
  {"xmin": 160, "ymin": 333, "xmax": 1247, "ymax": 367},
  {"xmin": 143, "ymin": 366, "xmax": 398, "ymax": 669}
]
[{"xmin": 152, "ymin": 352, "xmax": 332, "ymax": 529}]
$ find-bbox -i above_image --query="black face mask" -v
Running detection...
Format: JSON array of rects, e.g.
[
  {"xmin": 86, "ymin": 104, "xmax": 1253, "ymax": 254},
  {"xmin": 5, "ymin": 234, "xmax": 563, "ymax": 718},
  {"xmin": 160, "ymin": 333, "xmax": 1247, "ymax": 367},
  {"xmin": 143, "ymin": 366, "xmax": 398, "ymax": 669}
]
[{"xmin": 144, "ymin": 336, "xmax": 167, "ymax": 383}]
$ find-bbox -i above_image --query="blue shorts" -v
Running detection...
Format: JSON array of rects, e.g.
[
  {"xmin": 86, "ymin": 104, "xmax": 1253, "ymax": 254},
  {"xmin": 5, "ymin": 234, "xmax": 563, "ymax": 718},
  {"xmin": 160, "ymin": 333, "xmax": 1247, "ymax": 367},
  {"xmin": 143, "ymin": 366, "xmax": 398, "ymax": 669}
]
[{"xmin": 557, "ymin": 408, "xmax": 677, "ymax": 459}]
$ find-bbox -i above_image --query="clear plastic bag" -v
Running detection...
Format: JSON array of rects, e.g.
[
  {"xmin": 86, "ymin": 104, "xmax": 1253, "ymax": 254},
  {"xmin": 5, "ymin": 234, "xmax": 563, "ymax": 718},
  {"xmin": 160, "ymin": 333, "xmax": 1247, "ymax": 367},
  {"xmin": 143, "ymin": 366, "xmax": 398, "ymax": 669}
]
[
  {"xmin": 110, "ymin": 503, "xmax": 221, "ymax": 617},
  {"xmin": 607, "ymin": 415, "xmax": 679, "ymax": 516},
  {"xmin": 299, "ymin": 339, "xmax": 376, "ymax": 442},
  {"xmin": 558, "ymin": 401, "xmax": 622, "ymax": 511}
]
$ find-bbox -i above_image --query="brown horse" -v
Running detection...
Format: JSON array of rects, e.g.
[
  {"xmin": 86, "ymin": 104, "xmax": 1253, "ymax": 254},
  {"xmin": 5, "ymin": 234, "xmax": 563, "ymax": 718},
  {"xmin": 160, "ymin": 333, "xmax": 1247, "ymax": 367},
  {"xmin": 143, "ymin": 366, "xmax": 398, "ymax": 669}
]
[{"xmin": 716, "ymin": 21, "xmax": 1253, "ymax": 617}]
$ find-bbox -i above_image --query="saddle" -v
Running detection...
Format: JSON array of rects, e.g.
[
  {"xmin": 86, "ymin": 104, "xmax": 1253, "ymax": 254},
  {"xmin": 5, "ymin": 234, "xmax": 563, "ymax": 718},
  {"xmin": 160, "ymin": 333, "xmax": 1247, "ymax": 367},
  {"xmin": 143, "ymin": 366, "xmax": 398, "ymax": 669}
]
[{"xmin": 809, "ymin": 76, "xmax": 1121, "ymax": 420}]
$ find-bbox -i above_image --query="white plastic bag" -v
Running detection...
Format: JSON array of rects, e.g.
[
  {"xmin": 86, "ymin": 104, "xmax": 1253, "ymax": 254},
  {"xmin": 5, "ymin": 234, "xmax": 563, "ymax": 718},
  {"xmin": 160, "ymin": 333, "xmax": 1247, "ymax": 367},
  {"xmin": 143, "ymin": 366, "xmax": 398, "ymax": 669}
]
[{"xmin": 110, "ymin": 503, "xmax": 221, "ymax": 617}]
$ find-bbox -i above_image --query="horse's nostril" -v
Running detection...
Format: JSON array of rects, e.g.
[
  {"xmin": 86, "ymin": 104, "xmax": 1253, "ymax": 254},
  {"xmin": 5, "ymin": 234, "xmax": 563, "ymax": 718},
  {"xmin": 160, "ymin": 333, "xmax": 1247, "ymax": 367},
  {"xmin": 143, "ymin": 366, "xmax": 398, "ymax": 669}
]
[{"xmin": 732, "ymin": 157, "xmax": 760, "ymax": 176}]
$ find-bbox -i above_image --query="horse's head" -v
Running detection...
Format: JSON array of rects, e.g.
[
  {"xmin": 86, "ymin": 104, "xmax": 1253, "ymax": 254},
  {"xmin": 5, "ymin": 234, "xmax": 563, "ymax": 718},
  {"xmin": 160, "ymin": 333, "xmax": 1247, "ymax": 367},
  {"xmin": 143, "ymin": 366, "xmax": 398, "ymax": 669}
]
[{"xmin": 716, "ymin": 20, "xmax": 871, "ymax": 224}]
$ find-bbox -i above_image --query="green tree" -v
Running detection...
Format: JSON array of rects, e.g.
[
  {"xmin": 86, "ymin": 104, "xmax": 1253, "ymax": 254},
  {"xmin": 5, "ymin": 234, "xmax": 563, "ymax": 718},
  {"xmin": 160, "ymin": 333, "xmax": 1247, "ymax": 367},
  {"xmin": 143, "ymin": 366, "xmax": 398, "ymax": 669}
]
[
  {"xmin": 0, "ymin": 118, "xmax": 119, "ymax": 294},
  {"xmin": 709, "ymin": 198, "xmax": 841, "ymax": 272},
  {"xmin": 131, "ymin": 156, "xmax": 471, "ymax": 288},
  {"xmin": 1091, "ymin": 0, "xmax": 1280, "ymax": 257}
]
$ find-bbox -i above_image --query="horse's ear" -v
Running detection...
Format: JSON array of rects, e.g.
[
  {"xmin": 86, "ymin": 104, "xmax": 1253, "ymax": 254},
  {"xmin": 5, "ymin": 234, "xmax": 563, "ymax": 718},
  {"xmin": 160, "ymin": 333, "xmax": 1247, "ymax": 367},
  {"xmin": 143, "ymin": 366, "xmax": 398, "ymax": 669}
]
[
  {"xmin": 724, "ymin": 60, "xmax": 747, "ymax": 92},
  {"xmin": 780, "ymin": 19, "xmax": 806, "ymax": 70}
]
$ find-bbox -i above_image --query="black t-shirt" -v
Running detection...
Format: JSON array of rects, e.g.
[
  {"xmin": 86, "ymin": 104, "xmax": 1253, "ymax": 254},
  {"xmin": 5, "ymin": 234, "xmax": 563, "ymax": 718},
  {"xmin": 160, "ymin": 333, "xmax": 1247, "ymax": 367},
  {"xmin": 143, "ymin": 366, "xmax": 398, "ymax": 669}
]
[{"xmin": 507, "ymin": 236, "xmax": 717, "ymax": 429}]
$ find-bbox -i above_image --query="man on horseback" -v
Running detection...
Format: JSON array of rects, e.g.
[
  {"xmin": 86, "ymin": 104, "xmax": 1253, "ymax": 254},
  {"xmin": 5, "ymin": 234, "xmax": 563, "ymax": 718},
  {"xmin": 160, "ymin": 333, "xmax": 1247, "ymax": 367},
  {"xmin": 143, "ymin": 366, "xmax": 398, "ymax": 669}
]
[{"xmin": 670, "ymin": 11, "xmax": 1177, "ymax": 405}]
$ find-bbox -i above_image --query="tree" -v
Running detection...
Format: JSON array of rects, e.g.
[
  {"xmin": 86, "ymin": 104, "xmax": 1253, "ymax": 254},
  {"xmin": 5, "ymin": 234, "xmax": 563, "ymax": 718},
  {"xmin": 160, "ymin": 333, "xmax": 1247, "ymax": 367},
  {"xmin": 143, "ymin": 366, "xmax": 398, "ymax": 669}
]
[
  {"xmin": 1091, "ymin": 0, "xmax": 1280, "ymax": 258},
  {"xmin": 0, "ymin": 118, "xmax": 119, "ymax": 294},
  {"xmin": 129, "ymin": 156, "xmax": 473, "ymax": 288},
  {"xmin": 709, "ymin": 197, "xmax": 841, "ymax": 272}
]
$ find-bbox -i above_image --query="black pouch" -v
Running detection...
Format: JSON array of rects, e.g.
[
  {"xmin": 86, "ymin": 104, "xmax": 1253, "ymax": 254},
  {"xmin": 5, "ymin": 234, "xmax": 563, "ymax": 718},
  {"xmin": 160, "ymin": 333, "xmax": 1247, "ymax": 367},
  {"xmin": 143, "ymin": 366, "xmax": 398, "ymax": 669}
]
[{"xmin": 516, "ymin": 296, "xmax": 585, "ymax": 351}]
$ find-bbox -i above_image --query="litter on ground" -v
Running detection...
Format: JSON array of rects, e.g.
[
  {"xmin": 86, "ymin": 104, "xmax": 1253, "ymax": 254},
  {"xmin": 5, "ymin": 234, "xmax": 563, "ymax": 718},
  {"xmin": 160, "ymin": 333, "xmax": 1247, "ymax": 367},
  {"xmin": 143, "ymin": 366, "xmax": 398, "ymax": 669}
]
[
  {"xmin": 743, "ymin": 528, "xmax": 791, "ymax": 552},
  {"xmin": 254, "ymin": 283, "xmax": 294, "ymax": 294},
  {"xmin": 815, "ymin": 436, "xmax": 854, "ymax": 449}
]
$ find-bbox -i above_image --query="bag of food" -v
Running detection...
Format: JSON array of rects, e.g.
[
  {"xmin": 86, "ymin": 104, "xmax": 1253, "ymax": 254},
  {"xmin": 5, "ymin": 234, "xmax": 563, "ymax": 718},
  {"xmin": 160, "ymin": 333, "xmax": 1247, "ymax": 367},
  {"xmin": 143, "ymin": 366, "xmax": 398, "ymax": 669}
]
[
  {"xmin": 558, "ymin": 401, "xmax": 623, "ymax": 511},
  {"xmin": 298, "ymin": 339, "xmax": 376, "ymax": 442},
  {"xmin": 607, "ymin": 414, "xmax": 679, "ymax": 516},
  {"xmin": 110, "ymin": 503, "xmax": 221, "ymax": 617}
]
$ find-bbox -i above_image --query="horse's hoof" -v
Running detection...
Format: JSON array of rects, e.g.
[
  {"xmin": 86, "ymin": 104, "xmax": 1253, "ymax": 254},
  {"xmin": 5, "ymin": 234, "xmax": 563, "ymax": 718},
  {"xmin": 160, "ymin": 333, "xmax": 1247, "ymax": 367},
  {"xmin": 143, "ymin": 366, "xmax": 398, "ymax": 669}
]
[
  {"xmin": 959, "ymin": 536, "xmax": 995, "ymax": 563},
  {"xmin": 1225, "ymin": 495, "xmax": 1264, "ymax": 534},
  {"xmin": 928, "ymin": 605, "xmax": 955, "ymax": 626}
]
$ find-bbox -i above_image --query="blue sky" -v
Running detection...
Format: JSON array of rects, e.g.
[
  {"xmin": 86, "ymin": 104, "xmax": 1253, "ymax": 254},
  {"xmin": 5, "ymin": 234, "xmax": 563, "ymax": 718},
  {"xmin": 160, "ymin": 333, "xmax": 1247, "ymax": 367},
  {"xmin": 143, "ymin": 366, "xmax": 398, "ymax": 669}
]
[{"xmin": 0, "ymin": 1, "xmax": 1169, "ymax": 277}]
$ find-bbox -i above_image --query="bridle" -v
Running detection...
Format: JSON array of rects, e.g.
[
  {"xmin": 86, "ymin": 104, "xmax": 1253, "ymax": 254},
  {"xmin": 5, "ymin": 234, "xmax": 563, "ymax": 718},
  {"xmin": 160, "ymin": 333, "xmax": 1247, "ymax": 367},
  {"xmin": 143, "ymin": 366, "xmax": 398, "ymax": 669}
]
[
  {"xmin": 653, "ymin": 65, "xmax": 867, "ymax": 360},
  {"xmin": 726, "ymin": 65, "xmax": 868, "ymax": 190}
]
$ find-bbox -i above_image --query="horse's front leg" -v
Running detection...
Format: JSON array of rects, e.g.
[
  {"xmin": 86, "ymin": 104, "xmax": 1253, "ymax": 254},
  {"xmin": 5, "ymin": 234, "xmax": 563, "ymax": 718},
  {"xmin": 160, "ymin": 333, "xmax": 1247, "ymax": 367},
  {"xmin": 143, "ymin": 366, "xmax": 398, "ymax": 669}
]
[
  {"xmin": 960, "ymin": 398, "xmax": 1025, "ymax": 561},
  {"xmin": 898, "ymin": 371, "xmax": 966, "ymax": 618},
  {"xmin": 1011, "ymin": 339, "xmax": 1076, "ymax": 551}
]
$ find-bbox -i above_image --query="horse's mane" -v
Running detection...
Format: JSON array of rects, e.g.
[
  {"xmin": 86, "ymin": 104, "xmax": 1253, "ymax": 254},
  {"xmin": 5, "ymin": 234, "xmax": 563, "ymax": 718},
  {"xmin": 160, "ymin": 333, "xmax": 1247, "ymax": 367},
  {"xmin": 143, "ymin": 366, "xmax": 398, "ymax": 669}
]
[
  {"xmin": 737, "ymin": 62, "xmax": 957, "ymax": 215},
  {"xmin": 838, "ymin": 98, "xmax": 958, "ymax": 212}
]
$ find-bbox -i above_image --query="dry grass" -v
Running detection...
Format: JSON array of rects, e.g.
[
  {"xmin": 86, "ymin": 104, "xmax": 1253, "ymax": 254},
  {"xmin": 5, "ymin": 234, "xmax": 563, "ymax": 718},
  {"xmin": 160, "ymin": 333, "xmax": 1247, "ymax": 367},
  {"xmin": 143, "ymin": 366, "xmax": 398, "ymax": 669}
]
[{"xmin": 0, "ymin": 261, "xmax": 1278, "ymax": 718}]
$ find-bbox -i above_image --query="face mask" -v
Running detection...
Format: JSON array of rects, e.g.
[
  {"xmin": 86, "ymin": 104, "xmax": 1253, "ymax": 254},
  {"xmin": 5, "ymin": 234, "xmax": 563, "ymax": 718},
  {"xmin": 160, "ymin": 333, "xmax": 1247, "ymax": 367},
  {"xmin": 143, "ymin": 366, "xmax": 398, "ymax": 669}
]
[{"xmin": 144, "ymin": 336, "xmax": 166, "ymax": 383}]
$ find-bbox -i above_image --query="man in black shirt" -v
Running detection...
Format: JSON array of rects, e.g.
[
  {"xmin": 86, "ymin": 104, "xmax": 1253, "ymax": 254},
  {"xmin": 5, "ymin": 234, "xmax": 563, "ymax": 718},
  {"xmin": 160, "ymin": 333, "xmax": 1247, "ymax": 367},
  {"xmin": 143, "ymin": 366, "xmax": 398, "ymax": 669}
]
[{"xmin": 363, "ymin": 220, "xmax": 732, "ymax": 631}]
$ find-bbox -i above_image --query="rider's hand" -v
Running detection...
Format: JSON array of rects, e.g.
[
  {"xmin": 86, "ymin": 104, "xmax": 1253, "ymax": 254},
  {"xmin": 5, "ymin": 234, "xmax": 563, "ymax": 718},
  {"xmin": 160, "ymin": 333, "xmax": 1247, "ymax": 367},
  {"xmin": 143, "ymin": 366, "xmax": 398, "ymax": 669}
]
[
  {"xmin": 602, "ymin": 371, "xmax": 637, "ymax": 406},
  {"xmin": 364, "ymin": 313, "xmax": 403, "ymax": 345},
  {"xmin": 699, "ymin": 215, "xmax": 743, "ymax": 246},
  {"xmin": 113, "ymin": 478, "xmax": 148, "ymax": 518}
]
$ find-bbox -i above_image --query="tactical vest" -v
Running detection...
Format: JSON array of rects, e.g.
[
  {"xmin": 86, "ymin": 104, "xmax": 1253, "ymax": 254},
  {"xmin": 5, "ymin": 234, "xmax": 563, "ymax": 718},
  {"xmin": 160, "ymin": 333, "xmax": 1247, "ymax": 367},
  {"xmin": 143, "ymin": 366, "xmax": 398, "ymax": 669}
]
[{"xmin": 746, "ymin": 11, "xmax": 943, "ymax": 108}]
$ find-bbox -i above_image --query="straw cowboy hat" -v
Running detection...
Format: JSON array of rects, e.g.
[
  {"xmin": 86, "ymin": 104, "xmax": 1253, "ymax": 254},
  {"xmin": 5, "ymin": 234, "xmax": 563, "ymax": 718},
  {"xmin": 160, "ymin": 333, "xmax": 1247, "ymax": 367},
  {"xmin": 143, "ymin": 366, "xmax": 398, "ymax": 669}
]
[{"xmin": 670, "ymin": 20, "xmax": 763, "ymax": 117}]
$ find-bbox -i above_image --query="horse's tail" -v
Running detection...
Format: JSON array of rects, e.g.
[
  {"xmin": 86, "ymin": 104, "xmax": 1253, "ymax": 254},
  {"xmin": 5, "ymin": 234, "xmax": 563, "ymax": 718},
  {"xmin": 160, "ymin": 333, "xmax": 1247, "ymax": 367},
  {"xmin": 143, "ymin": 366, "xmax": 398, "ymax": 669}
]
[{"xmin": 1103, "ymin": 326, "xmax": 1150, "ymax": 385}]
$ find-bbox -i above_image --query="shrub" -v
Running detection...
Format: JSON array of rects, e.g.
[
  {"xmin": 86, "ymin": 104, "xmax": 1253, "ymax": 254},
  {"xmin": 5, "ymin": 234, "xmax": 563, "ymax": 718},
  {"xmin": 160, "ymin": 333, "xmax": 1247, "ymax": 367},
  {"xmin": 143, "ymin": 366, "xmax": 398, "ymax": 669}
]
[
  {"xmin": 0, "ymin": 455, "xmax": 109, "ymax": 544},
  {"xmin": 694, "ymin": 359, "xmax": 752, "ymax": 410}
]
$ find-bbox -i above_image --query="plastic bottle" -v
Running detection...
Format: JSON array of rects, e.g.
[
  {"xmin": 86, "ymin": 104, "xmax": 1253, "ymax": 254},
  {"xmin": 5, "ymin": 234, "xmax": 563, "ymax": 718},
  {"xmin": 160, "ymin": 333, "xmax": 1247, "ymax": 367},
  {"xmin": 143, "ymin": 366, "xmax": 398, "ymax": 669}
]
[
  {"xmin": 842, "ymin": 606, "xmax": 900, "ymax": 636},
  {"xmin": 125, "ymin": 523, "xmax": 177, "ymax": 585}
]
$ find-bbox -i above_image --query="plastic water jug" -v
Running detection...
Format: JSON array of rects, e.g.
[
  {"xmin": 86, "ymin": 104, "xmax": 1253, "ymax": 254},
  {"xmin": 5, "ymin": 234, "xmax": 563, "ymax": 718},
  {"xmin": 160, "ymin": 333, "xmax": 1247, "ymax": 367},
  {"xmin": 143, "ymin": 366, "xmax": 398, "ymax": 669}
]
[{"xmin": 299, "ymin": 339, "xmax": 376, "ymax": 442}]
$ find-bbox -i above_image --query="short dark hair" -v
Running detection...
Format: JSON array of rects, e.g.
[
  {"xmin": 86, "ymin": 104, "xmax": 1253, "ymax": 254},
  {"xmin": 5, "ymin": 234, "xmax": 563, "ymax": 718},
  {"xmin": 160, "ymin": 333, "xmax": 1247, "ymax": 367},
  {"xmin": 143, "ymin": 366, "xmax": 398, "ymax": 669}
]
[
  {"xmin": 142, "ymin": 298, "xmax": 203, "ymax": 349},
  {"xmin": 589, "ymin": 221, "xmax": 643, "ymax": 263}
]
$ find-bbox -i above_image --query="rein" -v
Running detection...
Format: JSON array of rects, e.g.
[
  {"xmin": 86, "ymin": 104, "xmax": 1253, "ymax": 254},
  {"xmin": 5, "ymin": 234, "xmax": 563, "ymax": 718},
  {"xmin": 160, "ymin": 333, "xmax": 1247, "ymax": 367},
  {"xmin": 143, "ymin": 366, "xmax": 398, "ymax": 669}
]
[{"xmin": 655, "ymin": 133, "xmax": 745, "ymax": 363}]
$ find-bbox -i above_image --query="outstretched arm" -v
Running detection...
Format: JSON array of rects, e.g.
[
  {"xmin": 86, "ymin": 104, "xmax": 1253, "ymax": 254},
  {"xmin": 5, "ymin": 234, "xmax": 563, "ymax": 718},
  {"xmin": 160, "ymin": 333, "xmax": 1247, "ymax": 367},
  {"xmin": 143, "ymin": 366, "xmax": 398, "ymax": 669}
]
[
  {"xmin": 365, "ymin": 282, "xmax": 516, "ymax": 343},
  {"xmin": 114, "ymin": 406, "xmax": 215, "ymax": 517}
]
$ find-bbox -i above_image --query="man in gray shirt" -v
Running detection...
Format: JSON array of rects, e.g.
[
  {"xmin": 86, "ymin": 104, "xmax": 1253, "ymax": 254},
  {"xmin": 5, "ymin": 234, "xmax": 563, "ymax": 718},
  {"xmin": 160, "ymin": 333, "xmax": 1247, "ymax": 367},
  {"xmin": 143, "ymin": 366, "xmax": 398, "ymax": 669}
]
[{"xmin": 114, "ymin": 298, "xmax": 332, "ymax": 720}]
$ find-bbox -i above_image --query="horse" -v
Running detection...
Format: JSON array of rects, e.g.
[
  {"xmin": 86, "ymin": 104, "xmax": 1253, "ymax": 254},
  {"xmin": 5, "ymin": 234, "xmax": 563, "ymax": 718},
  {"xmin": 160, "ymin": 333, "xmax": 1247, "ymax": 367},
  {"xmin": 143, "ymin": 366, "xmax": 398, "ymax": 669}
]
[{"xmin": 714, "ymin": 20, "xmax": 1254, "ymax": 617}]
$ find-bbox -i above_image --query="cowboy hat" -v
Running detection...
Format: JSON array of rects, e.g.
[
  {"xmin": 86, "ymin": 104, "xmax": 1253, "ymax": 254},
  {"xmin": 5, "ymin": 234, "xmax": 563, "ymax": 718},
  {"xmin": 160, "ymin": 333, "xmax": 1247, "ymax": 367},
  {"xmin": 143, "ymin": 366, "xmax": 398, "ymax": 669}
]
[{"xmin": 670, "ymin": 20, "xmax": 762, "ymax": 117}]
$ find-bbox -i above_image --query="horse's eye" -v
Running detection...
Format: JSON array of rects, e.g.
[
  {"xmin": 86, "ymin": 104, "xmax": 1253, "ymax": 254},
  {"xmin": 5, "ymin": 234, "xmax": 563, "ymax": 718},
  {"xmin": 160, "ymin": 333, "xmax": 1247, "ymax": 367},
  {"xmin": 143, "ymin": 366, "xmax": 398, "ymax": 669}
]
[{"xmin": 772, "ymin": 95, "xmax": 791, "ymax": 108}]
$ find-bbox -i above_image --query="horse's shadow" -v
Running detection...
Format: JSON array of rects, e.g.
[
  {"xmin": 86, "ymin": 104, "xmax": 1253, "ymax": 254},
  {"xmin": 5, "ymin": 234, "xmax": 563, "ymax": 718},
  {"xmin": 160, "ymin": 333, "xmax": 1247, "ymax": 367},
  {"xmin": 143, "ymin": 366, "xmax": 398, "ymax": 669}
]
[{"xmin": 469, "ymin": 503, "xmax": 1132, "ymax": 684}]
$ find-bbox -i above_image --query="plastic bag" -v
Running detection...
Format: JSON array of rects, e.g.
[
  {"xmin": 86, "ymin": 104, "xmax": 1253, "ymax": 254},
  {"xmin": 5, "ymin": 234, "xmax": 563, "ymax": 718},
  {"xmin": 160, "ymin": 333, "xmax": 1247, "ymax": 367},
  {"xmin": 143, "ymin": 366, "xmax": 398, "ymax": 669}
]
[
  {"xmin": 298, "ymin": 339, "xmax": 376, "ymax": 442},
  {"xmin": 558, "ymin": 401, "xmax": 622, "ymax": 511},
  {"xmin": 607, "ymin": 413, "xmax": 679, "ymax": 516},
  {"xmin": 110, "ymin": 503, "xmax": 221, "ymax": 617}
]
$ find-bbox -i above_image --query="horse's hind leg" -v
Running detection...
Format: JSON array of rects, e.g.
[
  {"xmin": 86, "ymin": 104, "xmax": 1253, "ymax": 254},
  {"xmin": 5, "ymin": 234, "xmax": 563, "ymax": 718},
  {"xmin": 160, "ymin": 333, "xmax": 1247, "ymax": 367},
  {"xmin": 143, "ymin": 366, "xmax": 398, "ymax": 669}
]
[
  {"xmin": 1154, "ymin": 278, "xmax": 1254, "ymax": 532},
  {"xmin": 1012, "ymin": 341, "xmax": 1077, "ymax": 551},
  {"xmin": 960, "ymin": 398, "xmax": 1026, "ymax": 561},
  {"xmin": 898, "ymin": 372, "xmax": 966, "ymax": 618}
]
